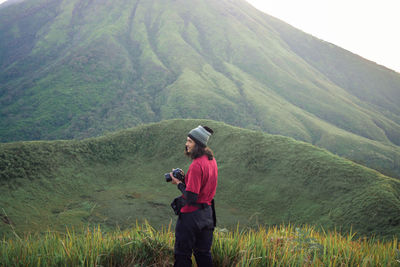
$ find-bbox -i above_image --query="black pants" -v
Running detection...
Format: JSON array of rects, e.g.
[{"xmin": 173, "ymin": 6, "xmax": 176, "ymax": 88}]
[{"xmin": 174, "ymin": 207, "xmax": 214, "ymax": 267}]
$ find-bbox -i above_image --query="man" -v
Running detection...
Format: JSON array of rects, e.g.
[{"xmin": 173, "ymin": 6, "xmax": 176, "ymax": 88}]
[{"xmin": 169, "ymin": 125, "xmax": 218, "ymax": 267}]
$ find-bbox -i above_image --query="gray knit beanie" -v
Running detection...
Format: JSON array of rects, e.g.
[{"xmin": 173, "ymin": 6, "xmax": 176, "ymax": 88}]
[{"xmin": 188, "ymin": 125, "xmax": 213, "ymax": 147}]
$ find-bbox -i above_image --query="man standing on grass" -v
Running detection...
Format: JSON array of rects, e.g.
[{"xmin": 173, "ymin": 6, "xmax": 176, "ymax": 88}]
[{"xmin": 169, "ymin": 125, "xmax": 218, "ymax": 267}]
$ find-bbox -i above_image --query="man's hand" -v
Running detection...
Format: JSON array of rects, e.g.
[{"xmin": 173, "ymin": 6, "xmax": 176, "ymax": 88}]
[{"xmin": 170, "ymin": 172, "xmax": 183, "ymax": 185}]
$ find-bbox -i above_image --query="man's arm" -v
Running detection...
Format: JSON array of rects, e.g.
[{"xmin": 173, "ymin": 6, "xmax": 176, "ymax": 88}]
[
  {"xmin": 177, "ymin": 183, "xmax": 198, "ymax": 204},
  {"xmin": 171, "ymin": 174, "xmax": 199, "ymax": 205}
]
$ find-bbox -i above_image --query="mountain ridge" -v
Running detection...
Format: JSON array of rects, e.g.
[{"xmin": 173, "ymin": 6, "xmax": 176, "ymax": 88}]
[
  {"xmin": 1, "ymin": 119, "xmax": 399, "ymax": 238},
  {"xmin": 0, "ymin": 0, "xmax": 399, "ymax": 178}
]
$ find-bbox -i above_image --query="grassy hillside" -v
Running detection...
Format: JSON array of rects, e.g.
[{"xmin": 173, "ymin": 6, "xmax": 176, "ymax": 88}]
[
  {"xmin": 263, "ymin": 14, "xmax": 400, "ymax": 126},
  {"xmin": 2, "ymin": 223, "xmax": 399, "ymax": 266},
  {"xmin": 0, "ymin": 0, "xmax": 400, "ymax": 179},
  {"xmin": 1, "ymin": 120, "xmax": 399, "ymax": 239}
]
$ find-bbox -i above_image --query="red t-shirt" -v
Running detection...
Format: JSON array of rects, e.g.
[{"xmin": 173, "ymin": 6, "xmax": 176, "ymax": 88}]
[{"xmin": 180, "ymin": 155, "xmax": 218, "ymax": 213}]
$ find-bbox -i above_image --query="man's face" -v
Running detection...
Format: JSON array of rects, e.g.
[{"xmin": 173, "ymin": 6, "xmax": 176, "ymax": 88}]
[{"xmin": 185, "ymin": 137, "xmax": 196, "ymax": 154}]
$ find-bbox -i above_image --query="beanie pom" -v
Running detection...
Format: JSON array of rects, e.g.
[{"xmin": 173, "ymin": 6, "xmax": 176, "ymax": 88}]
[{"xmin": 203, "ymin": 126, "xmax": 214, "ymax": 135}]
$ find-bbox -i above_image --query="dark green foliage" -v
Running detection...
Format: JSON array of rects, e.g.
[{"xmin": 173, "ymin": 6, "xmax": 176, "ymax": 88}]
[
  {"xmin": 0, "ymin": 119, "xmax": 399, "ymax": 240},
  {"xmin": 0, "ymin": 0, "xmax": 400, "ymax": 179}
]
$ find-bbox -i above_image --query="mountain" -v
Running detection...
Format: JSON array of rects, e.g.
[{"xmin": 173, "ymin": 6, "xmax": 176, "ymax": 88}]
[
  {"xmin": 1, "ymin": 119, "xmax": 399, "ymax": 239},
  {"xmin": 0, "ymin": 0, "xmax": 399, "ymax": 178}
]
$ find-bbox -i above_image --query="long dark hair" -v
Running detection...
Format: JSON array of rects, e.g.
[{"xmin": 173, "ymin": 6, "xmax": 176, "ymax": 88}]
[
  {"xmin": 185, "ymin": 125, "xmax": 214, "ymax": 160},
  {"xmin": 185, "ymin": 144, "xmax": 214, "ymax": 160}
]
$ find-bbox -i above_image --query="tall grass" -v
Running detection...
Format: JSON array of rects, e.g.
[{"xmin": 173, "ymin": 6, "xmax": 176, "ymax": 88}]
[
  {"xmin": 1, "ymin": 222, "xmax": 399, "ymax": 266},
  {"xmin": 0, "ymin": 222, "xmax": 174, "ymax": 266},
  {"xmin": 212, "ymin": 225, "xmax": 400, "ymax": 266}
]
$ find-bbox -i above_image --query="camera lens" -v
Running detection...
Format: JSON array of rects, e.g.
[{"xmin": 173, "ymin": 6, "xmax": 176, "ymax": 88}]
[{"xmin": 165, "ymin": 173, "xmax": 172, "ymax": 182}]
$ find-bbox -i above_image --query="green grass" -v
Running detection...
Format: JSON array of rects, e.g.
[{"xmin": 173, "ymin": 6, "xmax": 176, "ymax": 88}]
[
  {"xmin": 1, "ymin": 222, "xmax": 399, "ymax": 266},
  {"xmin": 1, "ymin": 0, "xmax": 400, "ymax": 180},
  {"xmin": 1, "ymin": 119, "xmax": 399, "ymax": 239}
]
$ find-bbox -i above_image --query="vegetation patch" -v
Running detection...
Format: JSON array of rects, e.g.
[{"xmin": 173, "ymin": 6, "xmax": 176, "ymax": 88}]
[
  {"xmin": 0, "ymin": 222, "xmax": 399, "ymax": 266},
  {"xmin": 1, "ymin": 120, "xmax": 399, "ymax": 240}
]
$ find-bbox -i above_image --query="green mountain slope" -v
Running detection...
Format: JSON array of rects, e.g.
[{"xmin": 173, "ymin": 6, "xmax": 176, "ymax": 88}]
[
  {"xmin": 262, "ymin": 14, "xmax": 400, "ymax": 147},
  {"xmin": 0, "ymin": 0, "xmax": 399, "ymax": 178},
  {"xmin": 1, "ymin": 120, "xmax": 399, "ymax": 239}
]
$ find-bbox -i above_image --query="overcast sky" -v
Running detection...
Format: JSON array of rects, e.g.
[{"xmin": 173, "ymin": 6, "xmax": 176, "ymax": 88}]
[
  {"xmin": 245, "ymin": 0, "xmax": 400, "ymax": 73},
  {"xmin": 1, "ymin": 0, "xmax": 399, "ymax": 73}
]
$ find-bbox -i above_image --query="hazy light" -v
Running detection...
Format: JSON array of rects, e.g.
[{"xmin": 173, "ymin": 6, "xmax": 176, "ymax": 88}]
[{"xmin": 245, "ymin": 0, "xmax": 400, "ymax": 73}]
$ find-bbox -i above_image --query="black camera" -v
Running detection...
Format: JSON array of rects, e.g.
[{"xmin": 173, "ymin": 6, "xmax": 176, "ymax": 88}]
[{"xmin": 165, "ymin": 168, "xmax": 185, "ymax": 183}]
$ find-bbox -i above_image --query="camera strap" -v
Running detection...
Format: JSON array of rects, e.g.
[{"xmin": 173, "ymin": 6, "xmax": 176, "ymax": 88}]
[{"xmin": 211, "ymin": 199, "xmax": 216, "ymax": 227}]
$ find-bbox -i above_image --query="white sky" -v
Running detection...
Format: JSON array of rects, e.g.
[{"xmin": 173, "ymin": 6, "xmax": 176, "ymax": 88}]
[
  {"xmin": 245, "ymin": 0, "xmax": 400, "ymax": 73},
  {"xmin": 1, "ymin": 0, "xmax": 399, "ymax": 73}
]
